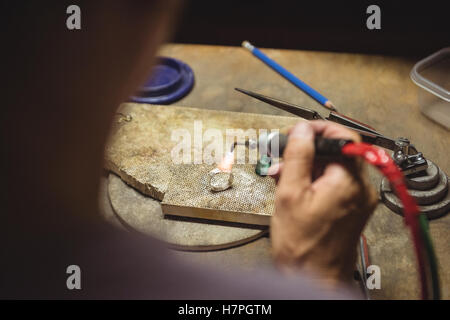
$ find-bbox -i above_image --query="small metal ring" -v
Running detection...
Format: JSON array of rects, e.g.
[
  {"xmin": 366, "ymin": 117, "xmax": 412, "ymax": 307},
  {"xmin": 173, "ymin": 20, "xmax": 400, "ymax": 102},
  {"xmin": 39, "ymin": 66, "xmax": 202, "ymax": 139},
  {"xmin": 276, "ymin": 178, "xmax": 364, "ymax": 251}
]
[{"xmin": 208, "ymin": 168, "xmax": 233, "ymax": 192}]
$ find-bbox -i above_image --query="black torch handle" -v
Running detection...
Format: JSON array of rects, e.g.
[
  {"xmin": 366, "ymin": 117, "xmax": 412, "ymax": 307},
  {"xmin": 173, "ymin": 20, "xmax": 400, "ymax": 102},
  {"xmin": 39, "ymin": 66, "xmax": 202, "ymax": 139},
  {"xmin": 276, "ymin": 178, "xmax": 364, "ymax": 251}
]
[{"xmin": 268, "ymin": 133, "xmax": 352, "ymax": 158}]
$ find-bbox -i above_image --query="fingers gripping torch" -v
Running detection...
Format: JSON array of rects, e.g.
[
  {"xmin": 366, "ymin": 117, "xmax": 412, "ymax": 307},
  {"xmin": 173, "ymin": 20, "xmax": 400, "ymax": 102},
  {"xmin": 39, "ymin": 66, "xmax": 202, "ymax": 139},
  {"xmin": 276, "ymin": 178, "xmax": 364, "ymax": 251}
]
[{"xmin": 260, "ymin": 131, "xmax": 439, "ymax": 300}]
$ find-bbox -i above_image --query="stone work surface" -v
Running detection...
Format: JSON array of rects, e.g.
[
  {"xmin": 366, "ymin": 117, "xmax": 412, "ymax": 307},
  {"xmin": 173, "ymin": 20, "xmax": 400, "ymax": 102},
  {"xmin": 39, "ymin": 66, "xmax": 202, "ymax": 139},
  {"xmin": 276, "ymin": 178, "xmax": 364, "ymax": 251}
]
[
  {"xmin": 105, "ymin": 102, "xmax": 298, "ymax": 212},
  {"xmin": 162, "ymin": 163, "xmax": 276, "ymax": 225}
]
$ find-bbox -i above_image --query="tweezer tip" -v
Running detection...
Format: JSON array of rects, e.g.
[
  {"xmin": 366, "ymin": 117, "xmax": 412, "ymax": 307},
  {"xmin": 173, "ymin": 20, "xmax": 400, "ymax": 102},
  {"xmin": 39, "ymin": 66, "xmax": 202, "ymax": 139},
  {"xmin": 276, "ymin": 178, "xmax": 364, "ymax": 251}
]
[{"xmin": 234, "ymin": 87, "xmax": 254, "ymax": 97}]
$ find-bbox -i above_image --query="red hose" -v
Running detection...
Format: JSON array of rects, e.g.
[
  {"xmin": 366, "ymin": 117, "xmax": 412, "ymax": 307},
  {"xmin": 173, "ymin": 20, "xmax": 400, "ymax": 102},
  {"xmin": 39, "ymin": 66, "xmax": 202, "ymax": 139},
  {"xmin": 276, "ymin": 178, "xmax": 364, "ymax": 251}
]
[{"xmin": 341, "ymin": 142, "xmax": 428, "ymax": 299}]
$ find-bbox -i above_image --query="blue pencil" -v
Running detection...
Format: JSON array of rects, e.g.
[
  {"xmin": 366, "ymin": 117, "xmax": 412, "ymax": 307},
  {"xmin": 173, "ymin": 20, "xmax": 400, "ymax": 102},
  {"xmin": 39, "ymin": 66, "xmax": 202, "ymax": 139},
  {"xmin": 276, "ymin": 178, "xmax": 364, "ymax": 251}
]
[{"xmin": 242, "ymin": 41, "xmax": 337, "ymax": 112}]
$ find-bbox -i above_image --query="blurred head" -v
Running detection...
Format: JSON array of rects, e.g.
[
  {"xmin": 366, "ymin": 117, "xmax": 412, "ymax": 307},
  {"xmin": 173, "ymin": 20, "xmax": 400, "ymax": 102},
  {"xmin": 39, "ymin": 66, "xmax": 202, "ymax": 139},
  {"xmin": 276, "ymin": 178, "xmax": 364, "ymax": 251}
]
[{"xmin": 3, "ymin": 1, "xmax": 180, "ymax": 234}]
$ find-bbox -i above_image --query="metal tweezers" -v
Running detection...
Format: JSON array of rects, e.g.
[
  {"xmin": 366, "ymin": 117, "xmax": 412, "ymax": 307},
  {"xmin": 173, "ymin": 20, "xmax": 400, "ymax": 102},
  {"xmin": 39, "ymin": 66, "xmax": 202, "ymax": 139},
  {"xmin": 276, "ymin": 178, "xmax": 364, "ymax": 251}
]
[{"xmin": 235, "ymin": 88, "xmax": 397, "ymax": 151}]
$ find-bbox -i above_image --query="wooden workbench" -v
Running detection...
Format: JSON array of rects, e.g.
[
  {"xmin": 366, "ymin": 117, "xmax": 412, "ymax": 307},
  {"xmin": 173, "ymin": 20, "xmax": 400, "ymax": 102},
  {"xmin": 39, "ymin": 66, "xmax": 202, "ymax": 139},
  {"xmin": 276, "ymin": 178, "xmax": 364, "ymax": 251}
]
[{"xmin": 101, "ymin": 44, "xmax": 449, "ymax": 299}]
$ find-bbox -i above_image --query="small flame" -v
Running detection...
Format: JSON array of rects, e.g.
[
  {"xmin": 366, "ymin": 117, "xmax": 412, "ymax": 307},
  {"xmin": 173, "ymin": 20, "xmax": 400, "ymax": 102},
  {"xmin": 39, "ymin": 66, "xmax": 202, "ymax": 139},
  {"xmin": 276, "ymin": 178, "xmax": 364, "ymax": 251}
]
[{"xmin": 217, "ymin": 152, "xmax": 234, "ymax": 172}]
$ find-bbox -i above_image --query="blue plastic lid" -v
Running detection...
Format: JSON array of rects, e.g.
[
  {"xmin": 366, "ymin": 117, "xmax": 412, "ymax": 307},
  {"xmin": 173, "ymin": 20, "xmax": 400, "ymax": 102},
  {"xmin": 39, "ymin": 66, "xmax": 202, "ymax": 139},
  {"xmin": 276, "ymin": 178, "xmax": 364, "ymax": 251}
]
[{"xmin": 130, "ymin": 57, "xmax": 194, "ymax": 104}]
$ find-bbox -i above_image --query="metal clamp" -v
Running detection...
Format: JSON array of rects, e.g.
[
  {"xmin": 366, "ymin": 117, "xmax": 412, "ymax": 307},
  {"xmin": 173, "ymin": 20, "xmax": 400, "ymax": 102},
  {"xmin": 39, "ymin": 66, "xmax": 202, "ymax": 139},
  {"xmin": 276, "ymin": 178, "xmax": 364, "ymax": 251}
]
[{"xmin": 393, "ymin": 138, "xmax": 427, "ymax": 176}]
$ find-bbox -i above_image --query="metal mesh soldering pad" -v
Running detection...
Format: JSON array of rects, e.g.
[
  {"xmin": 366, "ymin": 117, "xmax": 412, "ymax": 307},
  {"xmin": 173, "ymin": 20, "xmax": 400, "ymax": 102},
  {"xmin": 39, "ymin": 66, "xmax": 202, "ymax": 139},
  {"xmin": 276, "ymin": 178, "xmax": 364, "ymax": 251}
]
[{"xmin": 161, "ymin": 164, "xmax": 275, "ymax": 226}]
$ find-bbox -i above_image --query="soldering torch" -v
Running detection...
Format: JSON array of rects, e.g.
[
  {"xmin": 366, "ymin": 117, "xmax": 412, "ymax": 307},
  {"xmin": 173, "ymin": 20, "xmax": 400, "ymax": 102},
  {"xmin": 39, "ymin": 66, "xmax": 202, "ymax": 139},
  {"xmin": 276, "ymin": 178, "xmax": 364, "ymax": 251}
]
[{"xmin": 258, "ymin": 131, "xmax": 352, "ymax": 159}]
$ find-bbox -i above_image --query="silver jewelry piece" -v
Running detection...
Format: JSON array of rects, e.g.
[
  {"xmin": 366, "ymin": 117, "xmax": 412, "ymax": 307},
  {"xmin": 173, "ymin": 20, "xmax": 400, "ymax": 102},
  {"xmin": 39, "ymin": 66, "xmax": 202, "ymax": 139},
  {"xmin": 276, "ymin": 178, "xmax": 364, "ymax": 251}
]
[{"xmin": 208, "ymin": 168, "xmax": 233, "ymax": 192}]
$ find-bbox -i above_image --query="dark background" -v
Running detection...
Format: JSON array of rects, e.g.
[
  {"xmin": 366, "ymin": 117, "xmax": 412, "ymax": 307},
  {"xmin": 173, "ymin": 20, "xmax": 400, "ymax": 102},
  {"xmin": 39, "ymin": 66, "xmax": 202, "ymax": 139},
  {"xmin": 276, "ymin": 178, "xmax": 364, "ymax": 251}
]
[{"xmin": 174, "ymin": 0, "xmax": 449, "ymax": 57}]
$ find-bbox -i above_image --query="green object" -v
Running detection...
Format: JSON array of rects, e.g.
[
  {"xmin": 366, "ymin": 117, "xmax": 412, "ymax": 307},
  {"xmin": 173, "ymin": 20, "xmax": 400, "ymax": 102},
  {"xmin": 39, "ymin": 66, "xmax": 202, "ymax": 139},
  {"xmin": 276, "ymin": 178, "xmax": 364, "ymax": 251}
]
[
  {"xmin": 255, "ymin": 155, "xmax": 272, "ymax": 176},
  {"xmin": 418, "ymin": 214, "xmax": 440, "ymax": 299}
]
